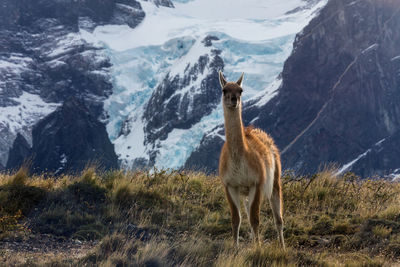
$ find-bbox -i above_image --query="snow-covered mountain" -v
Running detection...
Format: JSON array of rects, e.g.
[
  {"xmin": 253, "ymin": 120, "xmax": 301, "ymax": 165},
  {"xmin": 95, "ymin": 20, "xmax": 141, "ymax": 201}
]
[
  {"xmin": 80, "ymin": 0, "xmax": 327, "ymax": 170},
  {"xmin": 187, "ymin": 0, "xmax": 400, "ymax": 177},
  {"xmin": 1, "ymin": 0, "xmax": 135, "ymax": 172},
  {"xmin": 3, "ymin": 0, "xmax": 400, "ymax": 178}
]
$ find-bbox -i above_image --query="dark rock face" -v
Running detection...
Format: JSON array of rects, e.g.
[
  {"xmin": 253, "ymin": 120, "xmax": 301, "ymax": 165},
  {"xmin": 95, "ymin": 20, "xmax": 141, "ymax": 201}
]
[
  {"xmin": 142, "ymin": 36, "xmax": 224, "ymax": 165},
  {"xmin": 111, "ymin": 1, "xmax": 146, "ymax": 28},
  {"xmin": 0, "ymin": 0, "xmax": 144, "ymax": 30},
  {"xmin": 257, "ymin": 0, "xmax": 400, "ymax": 176},
  {"xmin": 1, "ymin": 0, "xmax": 145, "ymax": 173},
  {"xmin": 6, "ymin": 134, "xmax": 31, "ymax": 170},
  {"xmin": 350, "ymin": 131, "xmax": 400, "ymax": 177},
  {"xmin": 8, "ymin": 99, "xmax": 119, "ymax": 174},
  {"xmin": 187, "ymin": 0, "xmax": 400, "ymax": 177}
]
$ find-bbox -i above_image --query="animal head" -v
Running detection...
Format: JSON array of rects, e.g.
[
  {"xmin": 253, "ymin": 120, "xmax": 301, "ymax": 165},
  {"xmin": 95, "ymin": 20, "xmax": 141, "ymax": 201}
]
[{"xmin": 219, "ymin": 71, "xmax": 244, "ymax": 109}]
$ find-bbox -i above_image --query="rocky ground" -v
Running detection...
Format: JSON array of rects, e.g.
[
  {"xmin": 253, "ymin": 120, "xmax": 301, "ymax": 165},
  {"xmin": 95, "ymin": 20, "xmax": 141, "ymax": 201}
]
[{"xmin": 1, "ymin": 233, "xmax": 96, "ymax": 266}]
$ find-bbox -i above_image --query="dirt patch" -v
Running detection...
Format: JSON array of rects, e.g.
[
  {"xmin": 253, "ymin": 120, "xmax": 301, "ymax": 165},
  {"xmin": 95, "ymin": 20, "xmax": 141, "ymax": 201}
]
[{"xmin": 0, "ymin": 233, "xmax": 96, "ymax": 265}]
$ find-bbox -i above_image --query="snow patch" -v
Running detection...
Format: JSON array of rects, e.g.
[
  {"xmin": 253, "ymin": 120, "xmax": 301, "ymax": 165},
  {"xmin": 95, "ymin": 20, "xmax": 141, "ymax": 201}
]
[
  {"xmin": 361, "ymin": 43, "xmax": 378, "ymax": 54},
  {"xmin": 60, "ymin": 154, "xmax": 67, "ymax": 165},
  {"xmin": 250, "ymin": 77, "xmax": 282, "ymax": 107},
  {"xmin": 169, "ymin": 38, "xmax": 208, "ymax": 77},
  {"xmin": 347, "ymin": 0, "xmax": 361, "ymax": 6},
  {"xmin": 0, "ymin": 92, "xmax": 60, "ymax": 166},
  {"xmin": 390, "ymin": 169, "xmax": 400, "ymax": 182},
  {"xmin": 173, "ymin": 0, "xmax": 308, "ymax": 20},
  {"xmin": 116, "ymin": 3, "xmax": 142, "ymax": 12},
  {"xmin": 0, "ymin": 55, "xmax": 33, "ymax": 87},
  {"xmin": 337, "ymin": 138, "xmax": 387, "ymax": 175},
  {"xmin": 375, "ymin": 138, "xmax": 386, "ymax": 146},
  {"xmin": 336, "ymin": 149, "xmax": 371, "ymax": 175},
  {"xmin": 391, "ymin": 55, "xmax": 400, "ymax": 61},
  {"xmin": 155, "ymin": 107, "xmax": 223, "ymax": 169},
  {"xmin": 45, "ymin": 33, "xmax": 83, "ymax": 58},
  {"xmin": 114, "ymin": 118, "xmax": 147, "ymax": 166},
  {"xmin": 0, "ymin": 58, "xmax": 31, "ymax": 72},
  {"xmin": 214, "ymin": 34, "xmax": 294, "ymax": 99},
  {"xmin": 55, "ymin": 153, "xmax": 68, "ymax": 174},
  {"xmin": 208, "ymin": 126, "xmax": 225, "ymax": 141},
  {"xmin": 83, "ymin": 0, "xmax": 328, "ymax": 51},
  {"xmin": 0, "ymin": 92, "xmax": 60, "ymax": 136}
]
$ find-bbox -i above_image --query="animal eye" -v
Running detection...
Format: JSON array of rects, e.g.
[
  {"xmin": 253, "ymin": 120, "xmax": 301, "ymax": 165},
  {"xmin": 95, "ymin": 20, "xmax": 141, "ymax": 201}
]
[
  {"xmin": 222, "ymin": 89, "xmax": 227, "ymax": 95},
  {"xmin": 239, "ymin": 89, "xmax": 243, "ymax": 94}
]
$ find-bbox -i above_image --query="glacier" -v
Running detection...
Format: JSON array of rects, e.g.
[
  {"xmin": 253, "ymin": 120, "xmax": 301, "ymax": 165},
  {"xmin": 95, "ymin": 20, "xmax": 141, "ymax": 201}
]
[{"xmin": 80, "ymin": 0, "xmax": 328, "ymax": 170}]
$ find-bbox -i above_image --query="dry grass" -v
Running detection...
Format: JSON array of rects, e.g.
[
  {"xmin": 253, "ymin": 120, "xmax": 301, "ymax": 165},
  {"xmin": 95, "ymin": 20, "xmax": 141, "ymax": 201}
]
[{"xmin": 1, "ymin": 167, "xmax": 400, "ymax": 266}]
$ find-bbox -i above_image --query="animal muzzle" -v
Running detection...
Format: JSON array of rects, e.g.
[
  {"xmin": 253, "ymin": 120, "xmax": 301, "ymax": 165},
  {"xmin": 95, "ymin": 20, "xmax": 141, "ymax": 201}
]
[{"xmin": 231, "ymin": 97, "xmax": 238, "ymax": 108}]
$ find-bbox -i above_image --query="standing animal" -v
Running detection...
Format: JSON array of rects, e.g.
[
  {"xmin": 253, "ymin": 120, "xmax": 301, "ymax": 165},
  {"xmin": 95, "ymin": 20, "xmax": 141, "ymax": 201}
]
[{"xmin": 218, "ymin": 71, "xmax": 285, "ymax": 249}]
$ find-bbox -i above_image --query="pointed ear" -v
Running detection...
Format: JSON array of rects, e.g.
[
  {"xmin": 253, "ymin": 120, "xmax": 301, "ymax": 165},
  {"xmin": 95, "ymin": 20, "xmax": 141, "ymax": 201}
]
[
  {"xmin": 236, "ymin": 72, "xmax": 244, "ymax": 87},
  {"xmin": 219, "ymin": 70, "xmax": 227, "ymax": 88}
]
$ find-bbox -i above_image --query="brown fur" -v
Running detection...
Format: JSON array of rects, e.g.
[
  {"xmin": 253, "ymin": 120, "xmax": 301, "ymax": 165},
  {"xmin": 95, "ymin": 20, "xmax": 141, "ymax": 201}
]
[{"xmin": 218, "ymin": 71, "xmax": 285, "ymax": 248}]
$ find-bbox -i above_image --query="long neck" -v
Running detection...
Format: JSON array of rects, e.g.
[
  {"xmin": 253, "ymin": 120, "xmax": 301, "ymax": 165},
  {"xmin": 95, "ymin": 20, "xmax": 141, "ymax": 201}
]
[{"xmin": 223, "ymin": 103, "xmax": 247, "ymax": 157}]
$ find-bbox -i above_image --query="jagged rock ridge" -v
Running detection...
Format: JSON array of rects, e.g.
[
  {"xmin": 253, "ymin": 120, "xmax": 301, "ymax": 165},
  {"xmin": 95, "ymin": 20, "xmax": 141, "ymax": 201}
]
[{"xmin": 142, "ymin": 41, "xmax": 224, "ymax": 165}]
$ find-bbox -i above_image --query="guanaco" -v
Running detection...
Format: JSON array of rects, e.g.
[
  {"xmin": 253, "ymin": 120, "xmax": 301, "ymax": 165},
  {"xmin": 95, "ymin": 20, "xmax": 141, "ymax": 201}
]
[{"xmin": 218, "ymin": 71, "xmax": 285, "ymax": 249}]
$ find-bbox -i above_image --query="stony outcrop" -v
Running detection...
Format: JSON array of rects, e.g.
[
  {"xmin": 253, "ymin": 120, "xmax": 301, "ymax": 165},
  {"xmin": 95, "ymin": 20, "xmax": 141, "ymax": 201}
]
[
  {"xmin": 6, "ymin": 133, "xmax": 31, "ymax": 170},
  {"xmin": 7, "ymin": 98, "xmax": 119, "ymax": 174}
]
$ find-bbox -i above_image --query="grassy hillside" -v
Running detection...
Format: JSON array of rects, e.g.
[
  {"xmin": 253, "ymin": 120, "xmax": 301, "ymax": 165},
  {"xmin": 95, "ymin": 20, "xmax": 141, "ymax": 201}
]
[{"xmin": 1, "ymin": 167, "xmax": 400, "ymax": 266}]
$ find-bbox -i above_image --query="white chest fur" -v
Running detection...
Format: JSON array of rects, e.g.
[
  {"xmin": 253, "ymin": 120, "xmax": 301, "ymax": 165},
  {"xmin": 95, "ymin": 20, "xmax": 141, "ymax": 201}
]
[{"xmin": 221, "ymin": 155, "xmax": 259, "ymax": 189}]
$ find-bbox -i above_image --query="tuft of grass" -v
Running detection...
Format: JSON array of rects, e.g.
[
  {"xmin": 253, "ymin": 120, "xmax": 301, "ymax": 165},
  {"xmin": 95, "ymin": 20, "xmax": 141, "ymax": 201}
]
[
  {"xmin": 10, "ymin": 166, "xmax": 29, "ymax": 186},
  {"xmin": 67, "ymin": 168, "xmax": 107, "ymax": 204},
  {"xmin": 245, "ymin": 244, "xmax": 292, "ymax": 266},
  {"xmin": 372, "ymin": 225, "xmax": 392, "ymax": 238},
  {"xmin": 28, "ymin": 168, "xmax": 109, "ymax": 241},
  {"xmin": 0, "ymin": 167, "xmax": 46, "ymax": 217},
  {"xmin": 332, "ymin": 220, "xmax": 355, "ymax": 235},
  {"xmin": 309, "ymin": 215, "xmax": 334, "ymax": 235},
  {"xmin": 343, "ymin": 254, "xmax": 385, "ymax": 267}
]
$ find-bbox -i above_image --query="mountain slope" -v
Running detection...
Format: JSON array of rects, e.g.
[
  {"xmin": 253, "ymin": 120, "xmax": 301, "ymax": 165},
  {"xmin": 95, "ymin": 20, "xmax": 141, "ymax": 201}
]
[
  {"xmin": 189, "ymin": 0, "xmax": 400, "ymax": 177},
  {"xmin": 81, "ymin": 0, "xmax": 327, "ymax": 170},
  {"xmin": 7, "ymin": 98, "xmax": 119, "ymax": 173},
  {"xmin": 4, "ymin": 0, "xmax": 399, "ymax": 177},
  {"xmin": 1, "ymin": 0, "xmax": 145, "ymax": 173}
]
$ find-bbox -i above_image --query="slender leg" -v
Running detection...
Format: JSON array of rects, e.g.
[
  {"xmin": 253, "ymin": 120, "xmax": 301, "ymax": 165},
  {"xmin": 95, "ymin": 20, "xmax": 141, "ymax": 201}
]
[
  {"xmin": 244, "ymin": 197, "xmax": 250, "ymax": 221},
  {"xmin": 244, "ymin": 196, "xmax": 252, "ymax": 238},
  {"xmin": 249, "ymin": 185, "xmax": 262, "ymax": 244},
  {"xmin": 269, "ymin": 187, "xmax": 285, "ymax": 250},
  {"xmin": 225, "ymin": 186, "xmax": 241, "ymax": 246},
  {"xmin": 246, "ymin": 186, "xmax": 255, "ymax": 240}
]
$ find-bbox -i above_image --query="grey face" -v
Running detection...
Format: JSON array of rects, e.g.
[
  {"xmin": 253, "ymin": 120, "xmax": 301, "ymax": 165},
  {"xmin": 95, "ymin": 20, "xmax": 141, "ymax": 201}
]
[{"xmin": 222, "ymin": 83, "xmax": 243, "ymax": 109}]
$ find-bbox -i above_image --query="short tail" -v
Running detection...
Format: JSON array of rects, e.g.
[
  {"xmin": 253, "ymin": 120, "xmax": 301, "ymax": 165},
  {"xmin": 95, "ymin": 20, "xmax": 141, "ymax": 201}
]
[{"xmin": 273, "ymin": 153, "xmax": 283, "ymax": 215}]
